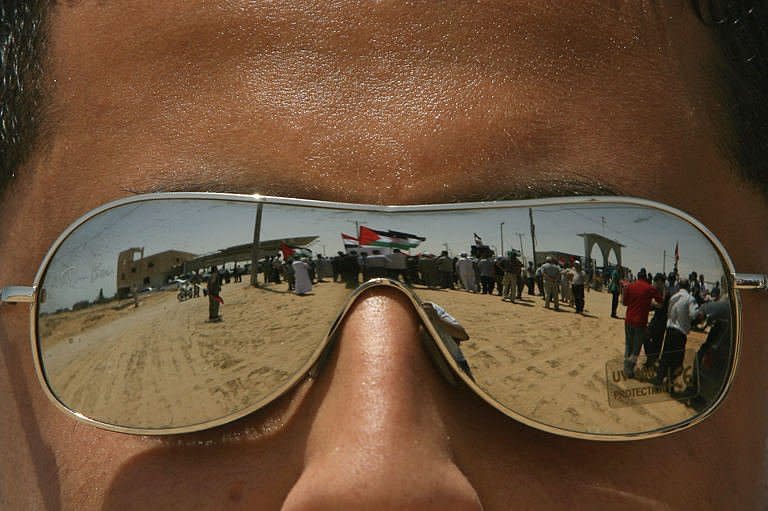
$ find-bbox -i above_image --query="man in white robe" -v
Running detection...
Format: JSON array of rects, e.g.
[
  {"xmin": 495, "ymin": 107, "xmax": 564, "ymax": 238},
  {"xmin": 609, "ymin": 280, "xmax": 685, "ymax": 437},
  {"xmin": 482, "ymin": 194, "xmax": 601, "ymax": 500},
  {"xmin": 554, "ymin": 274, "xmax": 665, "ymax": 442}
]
[
  {"xmin": 456, "ymin": 254, "xmax": 478, "ymax": 292},
  {"xmin": 292, "ymin": 259, "xmax": 313, "ymax": 295}
]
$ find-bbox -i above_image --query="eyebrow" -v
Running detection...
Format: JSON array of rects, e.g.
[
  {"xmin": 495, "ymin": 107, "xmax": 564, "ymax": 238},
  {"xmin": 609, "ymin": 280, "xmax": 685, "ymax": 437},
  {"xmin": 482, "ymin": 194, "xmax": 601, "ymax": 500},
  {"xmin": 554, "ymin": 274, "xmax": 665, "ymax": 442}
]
[{"xmin": 449, "ymin": 178, "xmax": 623, "ymax": 202}]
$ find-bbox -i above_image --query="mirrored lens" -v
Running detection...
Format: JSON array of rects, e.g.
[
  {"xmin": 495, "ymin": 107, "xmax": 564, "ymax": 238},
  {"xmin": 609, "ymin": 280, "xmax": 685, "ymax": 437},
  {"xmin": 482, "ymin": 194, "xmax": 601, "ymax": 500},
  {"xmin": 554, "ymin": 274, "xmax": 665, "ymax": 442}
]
[
  {"xmin": 36, "ymin": 197, "xmax": 735, "ymax": 436},
  {"xmin": 37, "ymin": 199, "xmax": 347, "ymax": 430}
]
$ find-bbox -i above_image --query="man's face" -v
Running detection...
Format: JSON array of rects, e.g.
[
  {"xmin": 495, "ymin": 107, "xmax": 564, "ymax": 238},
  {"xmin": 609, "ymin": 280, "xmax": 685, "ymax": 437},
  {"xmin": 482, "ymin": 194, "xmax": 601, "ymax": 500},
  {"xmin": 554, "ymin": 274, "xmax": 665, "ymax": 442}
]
[{"xmin": 1, "ymin": 2, "xmax": 767, "ymax": 509}]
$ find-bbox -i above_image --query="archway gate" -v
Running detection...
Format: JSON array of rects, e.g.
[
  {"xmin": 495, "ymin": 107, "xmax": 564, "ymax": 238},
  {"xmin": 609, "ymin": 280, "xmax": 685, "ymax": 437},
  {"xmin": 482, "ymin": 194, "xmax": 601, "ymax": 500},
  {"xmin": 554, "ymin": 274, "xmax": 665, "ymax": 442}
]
[{"xmin": 578, "ymin": 233, "xmax": 624, "ymax": 271}]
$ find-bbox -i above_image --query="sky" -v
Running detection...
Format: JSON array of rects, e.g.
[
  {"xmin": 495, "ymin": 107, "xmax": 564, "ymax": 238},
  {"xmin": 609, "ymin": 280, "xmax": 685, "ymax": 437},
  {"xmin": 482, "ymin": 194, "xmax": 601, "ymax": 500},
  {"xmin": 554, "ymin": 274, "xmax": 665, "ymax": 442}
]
[
  {"xmin": 39, "ymin": 197, "xmax": 728, "ymax": 312},
  {"xmin": 260, "ymin": 202, "xmax": 725, "ymax": 277}
]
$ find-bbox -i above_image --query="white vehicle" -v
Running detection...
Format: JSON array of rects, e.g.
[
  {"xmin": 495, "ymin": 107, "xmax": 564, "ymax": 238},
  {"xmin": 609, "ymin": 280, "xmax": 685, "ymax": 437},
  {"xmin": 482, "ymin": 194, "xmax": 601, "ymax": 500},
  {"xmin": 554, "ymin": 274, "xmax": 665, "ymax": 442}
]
[{"xmin": 176, "ymin": 280, "xmax": 193, "ymax": 302}]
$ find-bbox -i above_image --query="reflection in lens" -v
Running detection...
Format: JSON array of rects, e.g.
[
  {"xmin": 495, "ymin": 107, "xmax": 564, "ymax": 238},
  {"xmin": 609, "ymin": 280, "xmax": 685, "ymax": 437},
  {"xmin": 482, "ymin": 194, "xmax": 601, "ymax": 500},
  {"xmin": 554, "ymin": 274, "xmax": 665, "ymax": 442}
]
[
  {"xmin": 37, "ymin": 199, "xmax": 346, "ymax": 429},
  {"xmin": 36, "ymin": 197, "xmax": 735, "ymax": 436},
  {"xmin": 403, "ymin": 204, "xmax": 734, "ymax": 436}
]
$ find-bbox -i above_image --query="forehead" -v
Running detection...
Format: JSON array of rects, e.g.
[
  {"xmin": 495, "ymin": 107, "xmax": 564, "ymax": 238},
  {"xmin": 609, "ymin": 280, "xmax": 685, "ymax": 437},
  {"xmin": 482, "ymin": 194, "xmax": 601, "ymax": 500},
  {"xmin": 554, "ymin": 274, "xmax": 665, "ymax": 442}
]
[{"xmin": 40, "ymin": 1, "xmax": 726, "ymax": 205}]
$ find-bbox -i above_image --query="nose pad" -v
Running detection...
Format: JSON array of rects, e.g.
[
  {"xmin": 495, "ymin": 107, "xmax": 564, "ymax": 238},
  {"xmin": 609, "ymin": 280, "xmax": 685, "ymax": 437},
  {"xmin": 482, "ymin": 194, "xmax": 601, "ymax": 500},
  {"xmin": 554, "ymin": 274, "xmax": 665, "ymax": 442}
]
[
  {"xmin": 308, "ymin": 278, "xmax": 461, "ymax": 387},
  {"xmin": 281, "ymin": 285, "xmax": 483, "ymax": 511}
]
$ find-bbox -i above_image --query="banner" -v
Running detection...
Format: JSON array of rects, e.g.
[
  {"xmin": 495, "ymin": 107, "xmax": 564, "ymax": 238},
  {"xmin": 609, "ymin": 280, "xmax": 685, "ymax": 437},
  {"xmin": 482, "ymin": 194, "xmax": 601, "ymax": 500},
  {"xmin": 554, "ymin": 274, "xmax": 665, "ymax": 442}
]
[
  {"xmin": 341, "ymin": 233, "xmax": 359, "ymax": 248},
  {"xmin": 358, "ymin": 226, "xmax": 425, "ymax": 250},
  {"xmin": 280, "ymin": 241, "xmax": 311, "ymax": 260}
]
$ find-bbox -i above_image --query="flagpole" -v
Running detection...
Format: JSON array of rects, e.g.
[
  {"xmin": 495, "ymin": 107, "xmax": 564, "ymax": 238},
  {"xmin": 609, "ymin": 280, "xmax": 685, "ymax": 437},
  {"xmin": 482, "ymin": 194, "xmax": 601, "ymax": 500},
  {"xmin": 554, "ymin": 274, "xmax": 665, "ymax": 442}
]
[
  {"xmin": 250, "ymin": 203, "xmax": 263, "ymax": 287},
  {"xmin": 499, "ymin": 222, "xmax": 505, "ymax": 255},
  {"xmin": 529, "ymin": 208, "xmax": 537, "ymax": 266},
  {"xmin": 674, "ymin": 241, "xmax": 679, "ymax": 277},
  {"xmin": 346, "ymin": 219, "xmax": 366, "ymax": 238}
]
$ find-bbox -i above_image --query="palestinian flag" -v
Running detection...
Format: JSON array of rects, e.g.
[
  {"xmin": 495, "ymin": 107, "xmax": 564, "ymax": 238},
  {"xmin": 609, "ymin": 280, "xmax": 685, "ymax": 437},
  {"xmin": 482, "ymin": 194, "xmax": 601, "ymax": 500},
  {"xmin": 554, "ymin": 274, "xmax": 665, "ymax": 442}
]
[
  {"xmin": 280, "ymin": 241, "xmax": 312, "ymax": 260},
  {"xmin": 358, "ymin": 226, "xmax": 425, "ymax": 250},
  {"xmin": 341, "ymin": 233, "xmax": 359, "ymax": 248}
]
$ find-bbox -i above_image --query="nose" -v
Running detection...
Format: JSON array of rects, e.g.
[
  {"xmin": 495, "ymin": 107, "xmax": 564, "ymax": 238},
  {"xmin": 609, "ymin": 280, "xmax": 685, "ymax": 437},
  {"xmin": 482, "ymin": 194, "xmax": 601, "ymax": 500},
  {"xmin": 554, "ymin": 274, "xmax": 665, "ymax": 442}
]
[{"xmin": 281, "ymin": 286, "xmax": 483, "ymax": 511}]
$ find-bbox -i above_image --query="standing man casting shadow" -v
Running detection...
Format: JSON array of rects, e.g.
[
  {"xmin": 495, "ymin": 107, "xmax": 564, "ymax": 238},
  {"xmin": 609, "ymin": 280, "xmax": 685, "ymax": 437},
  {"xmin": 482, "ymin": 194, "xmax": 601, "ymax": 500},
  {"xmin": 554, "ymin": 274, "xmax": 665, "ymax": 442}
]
[{"xmin": 207, "ymin": 266, "xmax": 222, "ymax": 322}]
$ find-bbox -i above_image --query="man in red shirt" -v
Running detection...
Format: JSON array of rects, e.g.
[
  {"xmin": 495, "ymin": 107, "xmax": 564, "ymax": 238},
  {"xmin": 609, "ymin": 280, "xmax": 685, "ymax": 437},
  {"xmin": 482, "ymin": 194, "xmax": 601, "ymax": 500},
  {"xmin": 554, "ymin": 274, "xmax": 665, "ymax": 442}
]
[{"xmin": 622, "ymin": 269, "xmax": 662, "ymax": 378}]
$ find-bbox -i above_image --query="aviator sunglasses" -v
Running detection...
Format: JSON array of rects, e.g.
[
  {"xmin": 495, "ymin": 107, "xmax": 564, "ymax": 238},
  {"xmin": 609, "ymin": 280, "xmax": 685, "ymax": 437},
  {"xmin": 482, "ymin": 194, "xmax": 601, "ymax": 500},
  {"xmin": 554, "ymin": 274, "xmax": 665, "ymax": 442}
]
[{"xmin": 2, "ymin": 193, "xmax": 765, "ymax": 440}]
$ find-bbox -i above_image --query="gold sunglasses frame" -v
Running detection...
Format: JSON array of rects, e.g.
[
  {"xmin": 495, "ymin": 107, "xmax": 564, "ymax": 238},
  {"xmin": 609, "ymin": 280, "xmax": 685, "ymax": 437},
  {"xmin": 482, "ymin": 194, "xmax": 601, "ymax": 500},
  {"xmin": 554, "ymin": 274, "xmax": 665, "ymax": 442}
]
[{"xmin": 3, "ymin": 192, "xmax": 762, "ymax": 440}]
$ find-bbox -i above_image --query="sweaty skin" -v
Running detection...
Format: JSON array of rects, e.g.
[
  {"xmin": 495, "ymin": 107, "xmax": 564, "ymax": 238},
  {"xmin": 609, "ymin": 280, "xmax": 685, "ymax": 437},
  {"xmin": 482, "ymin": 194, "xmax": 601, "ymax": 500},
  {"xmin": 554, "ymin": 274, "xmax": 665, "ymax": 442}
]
[{"xmin": 1, "ymin": 2, "xmax": 767, "ymax": 509}]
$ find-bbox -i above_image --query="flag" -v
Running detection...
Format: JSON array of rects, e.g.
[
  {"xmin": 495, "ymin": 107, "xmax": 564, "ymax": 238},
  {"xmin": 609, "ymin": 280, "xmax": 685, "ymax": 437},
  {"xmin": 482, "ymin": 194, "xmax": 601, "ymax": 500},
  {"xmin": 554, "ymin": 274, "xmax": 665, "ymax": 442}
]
[
  {"xmin": 674, "ymin": 242, "xmax": 679, "ymax": 262},
  {"xmin": 279, "ymin": 241, "xmax": 295, "ymax": 259},
  {"xmin": 358, "ymin": 226, "xmax": 425, "ymax": 250},
  {"xmin": 473, "ymin": 233, "xmax": 483, "ymax": 246},
  {"xmin": 280, "ymin": 241, "xmax": 312, "ymax": 260},
  {"xmin": 385, "ymin": 229, "xmax": 426, "ymax": 246},
  {"xmin": 341, "ymin": 233, "xmax": 359, "ymax": 248}
]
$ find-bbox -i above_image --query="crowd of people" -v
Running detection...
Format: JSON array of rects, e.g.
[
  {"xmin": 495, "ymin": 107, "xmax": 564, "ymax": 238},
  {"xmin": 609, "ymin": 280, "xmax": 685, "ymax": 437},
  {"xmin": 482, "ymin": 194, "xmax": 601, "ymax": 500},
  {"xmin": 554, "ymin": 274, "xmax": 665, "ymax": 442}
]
[
  {"xmin": 254, "ymin": 249, "xmax": 591, "ymax": 311},
  {"xmin": 617, "ymin": 267, "xmax": 730, "ymax": 407},
  {"xmin": 194, "ymin": 250, "xmax": 730, "ymax": 408},
  {"xmin": 179, "ymin": 248, "xmax": 594, "ymax": 324},
  {"xmin": 187, "ymin": 248, "xmax": 599, "ymax": 319}
]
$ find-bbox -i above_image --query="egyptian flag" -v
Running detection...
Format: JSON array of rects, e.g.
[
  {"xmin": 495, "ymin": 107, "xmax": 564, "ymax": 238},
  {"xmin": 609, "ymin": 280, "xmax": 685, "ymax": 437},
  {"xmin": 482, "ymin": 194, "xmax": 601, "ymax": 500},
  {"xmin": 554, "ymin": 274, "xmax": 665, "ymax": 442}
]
[
  {"xmin": 473, "ymin": 233, "xmax": 483, "ymax": 246},
  {"xmin": 674, "ymin": 242, "xmax": 679, "ymax": 262},
  {"xmin": 358, "ymin": 226, "xmax": 425, "ymax": 250},
  {"xmin": 341, "ymin": 233, "xmax": 359, "ymax": 248}
]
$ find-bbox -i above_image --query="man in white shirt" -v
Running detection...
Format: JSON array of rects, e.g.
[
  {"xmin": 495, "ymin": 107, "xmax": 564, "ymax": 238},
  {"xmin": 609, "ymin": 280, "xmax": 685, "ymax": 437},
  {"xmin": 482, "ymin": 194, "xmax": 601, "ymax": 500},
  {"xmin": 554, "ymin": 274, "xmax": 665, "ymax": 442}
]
[
  {"xmin": 540, "ymin": 256, "xmax": 561, "ymax": 310},
  {"xmin": 569, "ymin": 260, "xmax": 587, "ymax": 313},
  {"xmin": 655, "ymin": 279, "xmax": 699, "ymax": 386},
  {"xmin": 387, "ymin": 248, "xmax": 409, "ymax": 283}
]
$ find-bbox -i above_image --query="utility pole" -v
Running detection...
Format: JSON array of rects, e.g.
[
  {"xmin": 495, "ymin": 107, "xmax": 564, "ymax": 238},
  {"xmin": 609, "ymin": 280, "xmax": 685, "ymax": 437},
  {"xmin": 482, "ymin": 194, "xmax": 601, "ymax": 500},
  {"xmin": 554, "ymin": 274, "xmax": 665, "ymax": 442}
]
[{"xmin": 250, "ymin": 203, "xmax": 264, "ymax": 287}]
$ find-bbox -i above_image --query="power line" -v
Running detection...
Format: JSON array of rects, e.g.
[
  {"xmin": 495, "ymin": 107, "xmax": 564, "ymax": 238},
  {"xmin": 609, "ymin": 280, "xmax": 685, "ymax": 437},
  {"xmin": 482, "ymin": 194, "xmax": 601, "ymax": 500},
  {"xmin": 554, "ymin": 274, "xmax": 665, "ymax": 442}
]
[{"xmin": 533, "ymin": 207, "xmax": 715, "ymax": 270}]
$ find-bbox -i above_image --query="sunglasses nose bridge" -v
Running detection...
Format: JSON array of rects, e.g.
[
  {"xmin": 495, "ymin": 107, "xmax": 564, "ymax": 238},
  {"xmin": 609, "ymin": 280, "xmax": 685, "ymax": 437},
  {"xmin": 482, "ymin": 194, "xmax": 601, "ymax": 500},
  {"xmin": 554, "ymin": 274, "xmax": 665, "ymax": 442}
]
[
  {"xmin": 307, "ymin": 278, "xmax": 462, "ymax": 387},
  {"xmin": 281, "ymin": 279, "xmax": 485, "ymax": 511}
]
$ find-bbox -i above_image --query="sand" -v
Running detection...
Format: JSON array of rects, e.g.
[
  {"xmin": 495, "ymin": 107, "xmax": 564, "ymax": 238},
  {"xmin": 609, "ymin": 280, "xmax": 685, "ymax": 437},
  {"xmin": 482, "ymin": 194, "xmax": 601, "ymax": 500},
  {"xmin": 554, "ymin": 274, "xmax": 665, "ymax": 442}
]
[
  {"xmin": 38, "ymin": 280, "xmax": 717, "ymax": 435},
  {"xmin": 416, "ymin": 287, "xmax": 708, "ymax": 435}
]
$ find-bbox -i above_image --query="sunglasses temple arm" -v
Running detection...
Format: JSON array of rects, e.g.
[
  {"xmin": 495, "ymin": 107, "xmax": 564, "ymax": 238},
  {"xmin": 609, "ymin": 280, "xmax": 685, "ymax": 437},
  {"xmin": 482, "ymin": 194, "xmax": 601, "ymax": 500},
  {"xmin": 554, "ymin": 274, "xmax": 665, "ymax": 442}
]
[
  {"xmin": 0, "ymin": 286, "xmax": 35, "ymax": 304},
  {"xmin": 733, "ymin": 273, "xmax": 768, "ymax": 291}
]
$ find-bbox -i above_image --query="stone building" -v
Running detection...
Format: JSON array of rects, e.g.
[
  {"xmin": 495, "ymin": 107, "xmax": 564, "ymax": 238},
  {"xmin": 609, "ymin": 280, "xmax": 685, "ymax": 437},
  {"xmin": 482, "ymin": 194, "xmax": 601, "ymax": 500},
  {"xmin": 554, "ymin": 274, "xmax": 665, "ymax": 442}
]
[{"xmin": 116, "ymin": 247, "xmax": 196, "ymax": 298}]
